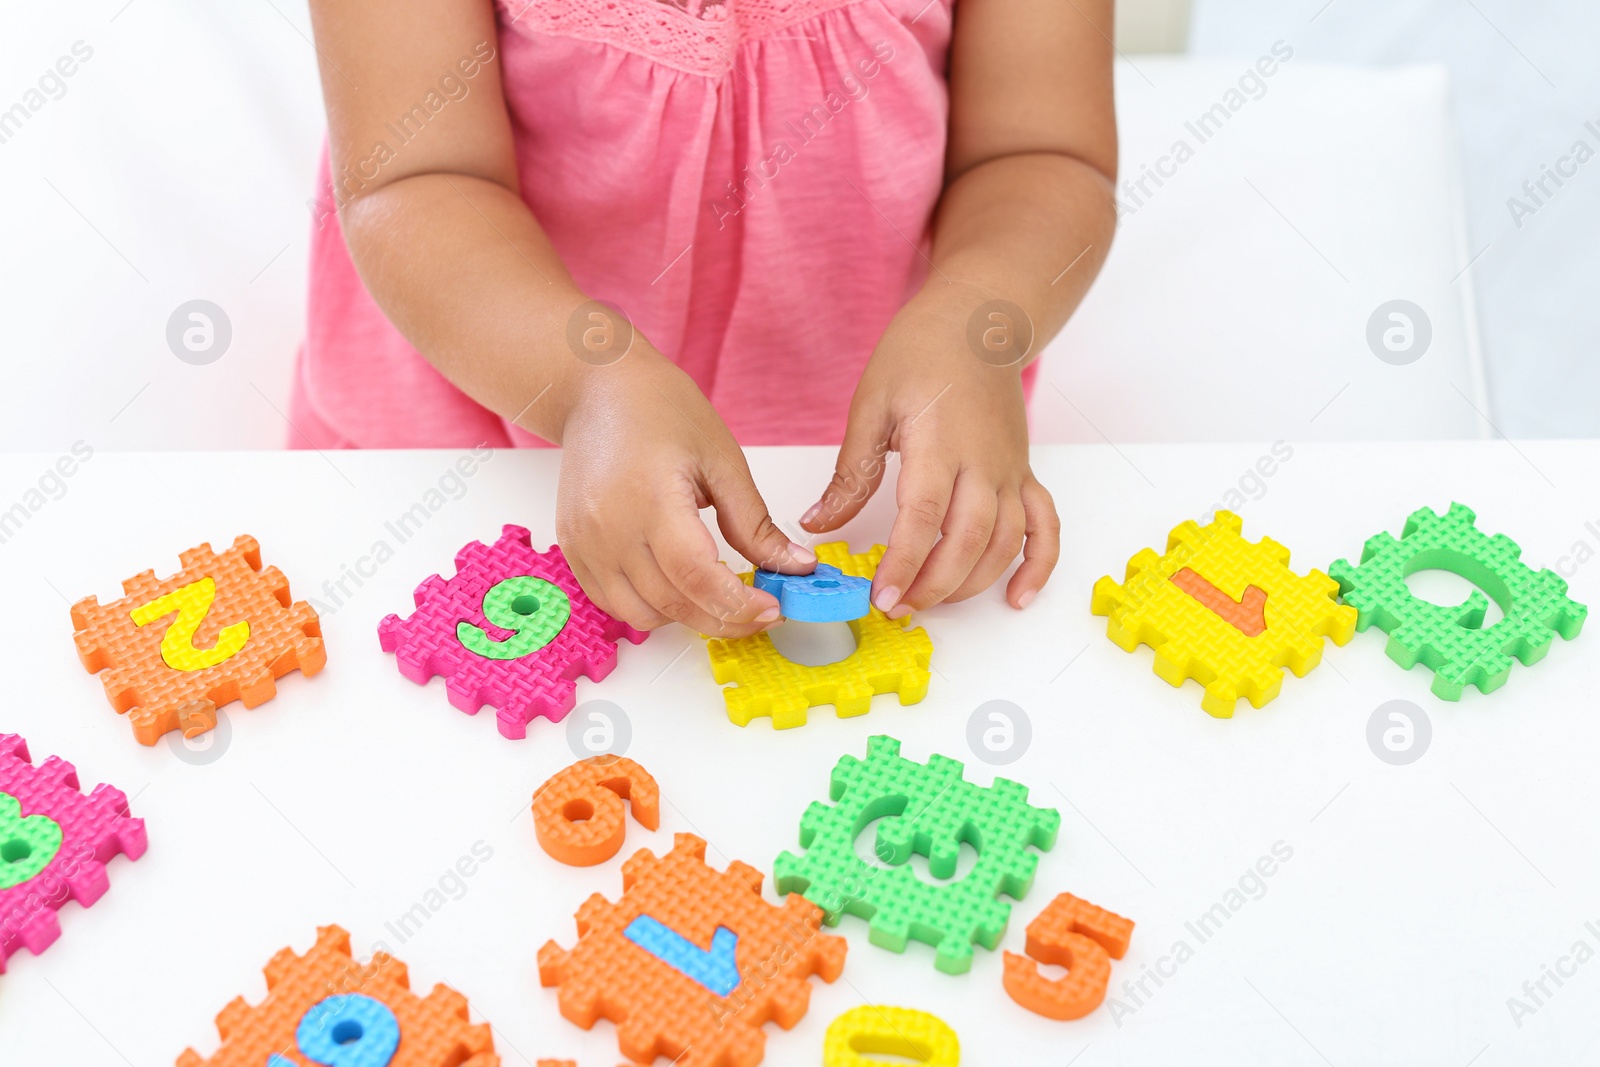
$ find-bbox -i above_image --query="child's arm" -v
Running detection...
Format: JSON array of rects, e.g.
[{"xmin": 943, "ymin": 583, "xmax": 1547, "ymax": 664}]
[
  {"xmin": 801, "ymin": 0, "xmax": 1117, "ymax": 615},
  {"xmin": 307, "ymin": 0, "xmax": 813, "ymax": 636}
]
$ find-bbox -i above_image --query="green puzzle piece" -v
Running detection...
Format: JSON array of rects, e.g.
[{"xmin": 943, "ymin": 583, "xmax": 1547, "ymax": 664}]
[
  {"xmin": 0, "ymin": 791, "xmax": 63, "ymax": 890},
  {"xmin": 1330, "ymin": 502, "xmax": 1587, "ymax": 699},
  {"xmin": 774, "ymin": 735, "xmax": 1058, "ymax": 975},
  {"xmin": 457, "ymin": 575, "xmax": 570, "ymax": 660}
]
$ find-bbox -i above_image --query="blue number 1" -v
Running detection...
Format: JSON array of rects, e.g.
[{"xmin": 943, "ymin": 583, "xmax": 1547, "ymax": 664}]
[
  {"xmin": 624, "ymin": 915, "xmax": 741, "ymax": 996},
  {"xmin": 266, "ymin": 993, "xmax": 400, "ymax": 1067}
]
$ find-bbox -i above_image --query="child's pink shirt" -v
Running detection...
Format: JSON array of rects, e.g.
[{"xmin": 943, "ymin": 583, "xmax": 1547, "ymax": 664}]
[{"xmin": 292, "ymin": 0, "xmax": 960, "ymax": 448}]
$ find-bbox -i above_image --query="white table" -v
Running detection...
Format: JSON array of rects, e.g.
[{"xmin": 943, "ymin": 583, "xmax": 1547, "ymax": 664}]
[{"xmin": 2, "ymin": 444, "xmax": 1595, "ymax": 1066}]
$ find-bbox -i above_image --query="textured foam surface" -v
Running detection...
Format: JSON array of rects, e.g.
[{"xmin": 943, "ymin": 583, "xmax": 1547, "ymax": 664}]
[
  {"xmin": 823, "ymin": 1005, "xmax": 960, "ymax": 1066},
  {"xmin": 752, "ymin": 563, "xmax": 871, "ymax": 622},
  {"xmin": 1002, "ymin": 892, "xmax": 1134, "ymax": 1021},
  {"xmin": 176, "ymin": 924, "xmax": 498, "ymax": 1066},
  {"xmin": 774, "ymin": 735, "xmax": 1058, "ymax": 975},
  {"xmin": 707, "ymin": 544, "xmax": 932, "ymax": 729},
  {"xmin": 0, "ymin": 734, "xmax": 147, "ymax": 973},
  {"xmin": 72, "ymin": 535, "xmax": 324, "ymax": 745},
  {"xmin": 1091, "ymin": 511, "xmax": 1356, "ymax": 717},
  {"xmin": 1330, "ymin": 502, "xmax": 1587, "ymax": 699},
  {"xmin": 539, "ymin": 833, "xmax": 845, "ymax": 1067},
  {"xmin": 533, "ymin": 756, "xmax": 659, "ymax": 867},
  {"xmin": 378, "ymin": 525, "xmax": 647, "ymax": 740}
]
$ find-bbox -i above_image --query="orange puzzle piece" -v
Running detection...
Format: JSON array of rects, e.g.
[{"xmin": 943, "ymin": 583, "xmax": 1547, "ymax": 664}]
[
  {"xmin": 533, "ymin": 756, "xmax": 660, "ymax": 867},
  {"xmin": 539, "ymin": 833, "xmax": 846, "ymax": 1067},
  {"xmin": 71, "ymin": 535, "xmax": 324, "ymax": 745},
  {"xmin": 177, "ymin": 924, "xmax": 497, "ymax": 1066},
  {"xmin": 1002, "ymin": 893, "xmax": 1134, "ymax": 1021}
]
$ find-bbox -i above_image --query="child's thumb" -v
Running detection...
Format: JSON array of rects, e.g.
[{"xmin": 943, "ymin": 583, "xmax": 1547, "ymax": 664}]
[
  {"xmin": 707, "ymin": 462, "xmax": 817, "ymax": 575},
  {"xmin": 801, "ymin": 421, "xmax": 890, "ymax": 533}
]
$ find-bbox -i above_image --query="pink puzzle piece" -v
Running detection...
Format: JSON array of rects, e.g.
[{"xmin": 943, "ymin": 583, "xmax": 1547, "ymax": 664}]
[
  {"xmin": 0, "ymin": 734, "xmax": 147, "ymax": 972},
  {"xmin": 378, "ymin": 525, "xmax": 648, "ymax": 740}
]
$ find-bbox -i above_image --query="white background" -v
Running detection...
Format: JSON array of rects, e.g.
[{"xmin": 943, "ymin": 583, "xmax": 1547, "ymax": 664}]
[
  {"xmin": 1192, "ymin": 0, "xmax": 1600, "ymax": 438},
  {"xmin": 1, "ymin": 443, "xmax": 1596, "ymax": 1065}
]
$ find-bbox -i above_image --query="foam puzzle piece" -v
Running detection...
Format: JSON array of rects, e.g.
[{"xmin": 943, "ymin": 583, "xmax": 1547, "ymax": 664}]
[
  {"xmin": 0, "ymin": 734, "xmax": 147, "ymax": 973},
  {"xmin": 177, "ymin": 924, "xmax": 498, "ymax": 1067},
  {"xmin": 1330, "ymin": 503, "xmax": 1587, "ymax": 699},
  {"xmin": 1091, "ymin": 511, "xmax": 1356, "ymax": 717},
  {"xmin": 753, "ymin": 563, "xmax": 871, "ymax": 622},
  {"xmin": 533, "ymin": 756, "xmax": 659, "ymax": 867},
  {"xmin": 539, "ymin": 833, "xmax": 846, "ymax": 1067},
  {"xmin": 623, "ymin": 916, "xmax": 741, "ymax": 996},
  {"xmin": 1002, "ymin": 893, "xmax": 1134, "ymax": 1021},
  {"xmin": 378, "ymin": 526, "xmax": 648, "ymax": 740},
  {"xmin": 293, "ymin": 993, "xmax": 399, "ymax": 1065},
  {"xmin": 72, "ymin": 535, "xmax": 325, "ymax": 745},
  {"xmin": 774, "ymin": 736, "xmax": 1058, "ymax": 975},
  {"xmin": 823, "ymin": 1005, "xmax": 960, "ymax": 1066},
  {"xmin": 707, "ymin": 544, "xmax": 932, "ymax": 729}
]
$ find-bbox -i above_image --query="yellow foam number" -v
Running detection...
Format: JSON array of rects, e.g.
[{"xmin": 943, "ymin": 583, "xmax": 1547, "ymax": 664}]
[
  {"xmin": 824, "ymin": 1006, "xmax": 959, "ymax": 1067},
  {"xmin": 130, "ymin": 577, "xmax": 250, "ymax": 672}
]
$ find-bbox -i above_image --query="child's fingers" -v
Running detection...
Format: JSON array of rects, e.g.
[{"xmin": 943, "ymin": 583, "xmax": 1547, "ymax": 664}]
[
  {"xmin": 872, "ymin": 450, "xmax": 956, "ymax": 613},
  {"xmin": 801, "ymin": 411, "xmax": 892, "ymax": 534},
  {"xmin": 645, "ymin": 513, "xmax": 779, "ymax": 631},
  {"xmin": 572, "ymin": 555, "xmax": 670, "ymax": 631},
  {"xmin": 1006, "ymin": 477, "xmax": 1061, "ymax": 609},
  {"xmin": 897, "ymin": 472, "xmax": 997, "ymax": 613},
  {"xmin": 946, "ymin": 491, "xmax": 1027, "ymax": 603},
  {"xmin": 705, "ymin": 460, "xmax": 816, "ymax": 575},
  {"xmin": 625, "ymin": 548, "xmax": 772, "ymax": 638}
]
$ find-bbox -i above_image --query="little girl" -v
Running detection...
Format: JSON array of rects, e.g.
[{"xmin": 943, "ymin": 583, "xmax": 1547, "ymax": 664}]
[{"xmin": 298, "ymin": 0, "xmax": 1116, "ymax": 637}]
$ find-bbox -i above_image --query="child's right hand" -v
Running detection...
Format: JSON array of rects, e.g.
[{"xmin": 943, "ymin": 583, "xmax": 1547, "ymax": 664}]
[{"xmin": 553, "ymin": 348, "xmax": 817, "ymax": 637}]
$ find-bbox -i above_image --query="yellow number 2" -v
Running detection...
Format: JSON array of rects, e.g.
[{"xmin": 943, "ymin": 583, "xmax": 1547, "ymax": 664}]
[{"xmin": 130, "ymin": 578, "xmax": 250, "ymax": 672}]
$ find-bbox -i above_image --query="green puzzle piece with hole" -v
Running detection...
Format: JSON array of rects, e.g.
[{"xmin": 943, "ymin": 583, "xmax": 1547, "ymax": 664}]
[
  {"xmin": 0, "ymin": 791, "xmax": 63, "ymax": 890},
  {"xmin": 1330, "ymin": 502, "xmax": 1587, "ymax": 699},
  {"xmin": 773, "ymin": 735, "xmax": 1058, "ymax": 974}
]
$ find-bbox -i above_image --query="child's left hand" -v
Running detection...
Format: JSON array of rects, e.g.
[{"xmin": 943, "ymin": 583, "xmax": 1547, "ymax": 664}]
[{"xmin": 800, "ymin": 285, "xmax": 1060, "ymax": 616}]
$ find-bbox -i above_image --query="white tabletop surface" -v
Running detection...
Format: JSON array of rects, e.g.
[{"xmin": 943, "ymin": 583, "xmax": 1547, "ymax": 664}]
[{"xmin": 1, "ymin": 442, "xmax": 1596, "ymax": 1067}]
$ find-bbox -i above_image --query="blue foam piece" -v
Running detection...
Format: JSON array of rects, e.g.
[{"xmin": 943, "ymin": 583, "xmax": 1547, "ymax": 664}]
[
  {"xmin": 294, "ymin": 993, "xmax": 400, "ymax": 1067},
  {"xmin": 624, "ymin": 915, "xmax": 741, "ymax": 996},
  {"xmin": 752, "ymin": 563, "xmax": 871, "ymax": 622}
]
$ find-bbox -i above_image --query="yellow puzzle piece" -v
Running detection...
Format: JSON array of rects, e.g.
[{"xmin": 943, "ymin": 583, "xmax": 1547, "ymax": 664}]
[
  {"xmin": 705, "ymin": 543, "xmax": 932, "ymax": 729},
  {"xmin": 824, "ymin": 1005, "xmax": 959, "ymax": 1067},
  {"xmin": 1091, "ymin": 511, "xmax": 1355, "ymax": 717}
]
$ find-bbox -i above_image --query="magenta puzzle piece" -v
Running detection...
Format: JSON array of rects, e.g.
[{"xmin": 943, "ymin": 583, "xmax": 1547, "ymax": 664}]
[
  {"xmin": 378, "ymin": 525, "xmax": 648, "ymax": 740},
  {"xmin": 0, "ymin": 734, "xmax": 148, "ymax": 972}
]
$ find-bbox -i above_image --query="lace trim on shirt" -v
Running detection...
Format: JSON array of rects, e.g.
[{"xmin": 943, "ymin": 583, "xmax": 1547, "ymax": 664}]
[{"xmin": 501, "ymin": 0, "xmax": 873, "ymax": 77}]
